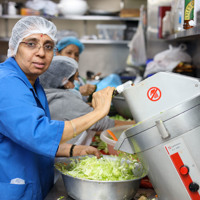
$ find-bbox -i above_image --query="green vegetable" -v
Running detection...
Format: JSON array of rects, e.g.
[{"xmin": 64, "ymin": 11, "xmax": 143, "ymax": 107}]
[
  {"xmin": 109, "ymin": 114, "xmax": 131, "ymax": 121},
  {"xmin": 55, "ymin": 156, "xmax": 143, "ymax": 181},
  {"xmin": 57, "ymin": 196, "xmax": 65, "ymax": 200}
]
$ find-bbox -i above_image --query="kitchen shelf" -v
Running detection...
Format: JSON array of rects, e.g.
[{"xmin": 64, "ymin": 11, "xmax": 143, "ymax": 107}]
[
  {"xmin": 0, "ymin": 15, "xmax": 136, "ymax": 44},
  {"xmin": 166, "ymin": 25, "xmax": 200, "ymax": 40},
  {"xmin": 0, "ymin": 14, "xmax": 139, "ymax": 21},
  {"xmin": 80, "ymin": 39, "xmax": 130, "ymax": 44},
  {"xmin": 0, "ymin": 37, "xmax": 130, "ymax": 45},
  {"xmin": 0, "ymin": 37, "xmax": 9, "ymax": 42}
]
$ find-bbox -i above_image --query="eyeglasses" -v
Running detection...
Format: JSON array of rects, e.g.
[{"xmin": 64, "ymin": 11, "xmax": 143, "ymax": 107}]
[{"xmin": 20, "ymin": 41, "xmax": 57, "ymax": 53}]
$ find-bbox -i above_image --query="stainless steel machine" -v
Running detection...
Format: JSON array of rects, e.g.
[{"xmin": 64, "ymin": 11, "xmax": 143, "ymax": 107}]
[{"xmin": 115, "ymin": 72, "xmax": 200, "ymax": 200}]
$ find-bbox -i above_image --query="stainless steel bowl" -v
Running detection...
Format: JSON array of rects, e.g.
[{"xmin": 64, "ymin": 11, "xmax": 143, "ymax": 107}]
[
  {"xmin": 55, "ymin": 155, "xmax": 146, "ymax": 200},
  {"xmin": 112, "ymin": 94, "xmax": 133, "ymax": 119}
]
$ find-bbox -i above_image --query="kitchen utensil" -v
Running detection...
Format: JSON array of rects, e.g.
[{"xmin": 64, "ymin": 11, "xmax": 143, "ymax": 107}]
[
  {"xmin": 107, "ymin": 129, "xmax": 118, "ymax": 141},
  {"xmin": 55, "ymin": 155, "xmax": 146, "ymax": 200},
  {"xmin": 115, "ymin": 72, "xmax": 200, "ymax": 200},
  {"xmin": 112, "ymin": 94, "xmax": 133, "ymax": 119},
  {"xmin": 100, "ymin": 125, "xmax": 132, "ymax": 155}
]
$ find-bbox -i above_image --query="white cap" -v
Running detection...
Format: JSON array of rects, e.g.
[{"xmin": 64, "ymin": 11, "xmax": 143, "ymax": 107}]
[{"xmin": 7, "ymin": 16, "xmax": 57, "ymax": 58}]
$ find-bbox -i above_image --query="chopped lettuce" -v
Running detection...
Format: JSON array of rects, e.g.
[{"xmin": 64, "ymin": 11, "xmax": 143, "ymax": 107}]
[
  {"xmin": 109, "ymin": 114, "xmax": 128, "ymax": 121},
  {"xmin": 55, "ymin": 156, "xmax": 143, "ymax": 181}
]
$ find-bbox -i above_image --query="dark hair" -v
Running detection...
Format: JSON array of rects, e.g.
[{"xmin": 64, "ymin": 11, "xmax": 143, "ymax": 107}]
[
  {"xmin": 68, "ymin": 74, "xmax": 75, "ymax": 83},
  {"xmin": 57, "ymin": 74, "xmax": 75, "ymax": 89}
]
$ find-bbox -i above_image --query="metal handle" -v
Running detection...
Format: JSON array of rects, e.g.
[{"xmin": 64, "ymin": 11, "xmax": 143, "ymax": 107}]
[{"xmin": 155, "ymin": 120, "xmax": 170, "ymax": 139}]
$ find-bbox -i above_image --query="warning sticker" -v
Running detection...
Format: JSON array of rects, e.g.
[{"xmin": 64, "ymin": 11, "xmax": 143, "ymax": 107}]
[{"xmin": 147, "ymin": 87, "xmax": 161, "ymax": 101}]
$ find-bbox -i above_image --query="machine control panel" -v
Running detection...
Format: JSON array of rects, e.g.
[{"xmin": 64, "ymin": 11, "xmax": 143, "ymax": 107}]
[
  {"xmin": 180, "ymin": 165, "xmax": 189, "ymax": 175},
  {"xmin": 189, "ymin": 182, "xmax": 200, "ymax": 192},
  {"xmin": 165, "ymin": 138, "xmax": 200, "ymax": 199}
]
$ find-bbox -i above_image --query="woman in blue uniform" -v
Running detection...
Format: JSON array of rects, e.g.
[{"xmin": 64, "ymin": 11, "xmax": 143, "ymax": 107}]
[{"xmin": 0, "ymin": 16, "xmax": 114, "ymax": 200}]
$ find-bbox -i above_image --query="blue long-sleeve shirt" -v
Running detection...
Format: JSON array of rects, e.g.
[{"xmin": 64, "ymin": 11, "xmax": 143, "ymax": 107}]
[{"xmin": 0, "ymin": 57, "xmax": 64, "ymax": 200}]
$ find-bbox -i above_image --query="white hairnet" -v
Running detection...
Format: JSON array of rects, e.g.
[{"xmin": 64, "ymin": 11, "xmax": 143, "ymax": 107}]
[
  {"xmin": 39, "ymin": 56, "xmax": 78, "ymax": 88},
  {"xmin": 7, "ymin": 16, "xmax": 57, "ymax": 58}
]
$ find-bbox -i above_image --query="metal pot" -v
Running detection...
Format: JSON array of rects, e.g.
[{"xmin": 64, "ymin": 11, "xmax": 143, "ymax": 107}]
[
  {"xmin": 112, "ymin": 94, "xmax": 133, "ymax": 119},
  {"xmin": 55, "ymin": 155, "xmax": 146, "ymax": 200}
]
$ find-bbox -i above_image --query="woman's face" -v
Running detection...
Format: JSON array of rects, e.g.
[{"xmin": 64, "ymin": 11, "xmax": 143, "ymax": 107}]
[
  {"xmin": 57, "ymin": 44, "xmax": 79, "ymax": 62},
  {"xmin": 15, "ymin": 33, "xmax": 54, "ymax": 85}
]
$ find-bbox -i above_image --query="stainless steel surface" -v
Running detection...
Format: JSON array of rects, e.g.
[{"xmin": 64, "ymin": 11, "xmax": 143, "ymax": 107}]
[
  {"xmin": 80, "ymin": 39, "xmax": 130, "ymax": 44},
  {"xmin": 139, "ymin": 127, "xmax": 200, "ymax": 200},
  {"xmin": 45, "ymin": 173, "xmax": 156, "ymax": 200},
  {"xmin": 115, "ymin": 95, "xmax": 200, "ymax": 153},
  {"xmin": 115, "ymin": 95, "xmax": 200, "ymax": 199},
  {"xmin": 0, "ymin": 15, "xmax": 139, "ymax": 21},
  {"xmin": 112, "ymin": 94, "xmax": 133, "ymax": 119},
  {"xmin": 167, "ymin": 25, "xmax": 200, "ymax": 40},
  {"xmin": 55, "ymin": 155, "xmax": 146, "ymax": 200}
]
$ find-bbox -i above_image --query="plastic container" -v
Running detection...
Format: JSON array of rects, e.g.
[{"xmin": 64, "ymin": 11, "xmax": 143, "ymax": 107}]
[
  {"xmin": 96, "ymin": 73, "xmax": 122, "ymax": 92},
  {"xmin": 100, "ymin": 125, "xmax": 132, "ymax": 155},
  {"xmin": 162, "ymin": 11, "xmax": 172, "ymax": 38},
  {"xmin": 96, "ymin": 24, "xmax": 127, "ymax": 40},
  {"xmin": 173, "ymin": 0, "xmax": 184, "ymax": 33}
]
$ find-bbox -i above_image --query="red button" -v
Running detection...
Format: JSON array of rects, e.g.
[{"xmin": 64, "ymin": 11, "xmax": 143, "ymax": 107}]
[{"xmin": 180, "ymin": 165, "xmax": 189, "ymax": 175}]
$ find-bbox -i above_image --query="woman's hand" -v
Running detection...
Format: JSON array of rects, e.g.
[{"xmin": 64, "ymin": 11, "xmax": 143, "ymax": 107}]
[
  {"xmin": 73, "ymin": 145, "xmax": 101, "ymax": 158},
  {"xmin": 92, "ymin": 86, "xmax": 115, "ymax": 117},
  {"xmin": 79, "ymin": 84, "xmax": 96, "ymax": 96},
  {"xmin": 56, "ymin": 143, "xmax": 101, "ymax": 158}
]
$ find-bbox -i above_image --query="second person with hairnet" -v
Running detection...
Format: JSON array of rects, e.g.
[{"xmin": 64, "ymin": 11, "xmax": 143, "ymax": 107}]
[
  {"xmin": 56, "ymin": 36, "xmax": 97, "ymax": 101},
  {"xmin": 40, "ymin": 56, "xmax": 135, "ymax": 145}
]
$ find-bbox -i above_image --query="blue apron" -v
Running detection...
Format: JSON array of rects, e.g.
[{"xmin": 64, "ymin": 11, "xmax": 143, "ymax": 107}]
[{"xmin": 0, "ymin": 57, "xmax": 64, "ymax": 200}]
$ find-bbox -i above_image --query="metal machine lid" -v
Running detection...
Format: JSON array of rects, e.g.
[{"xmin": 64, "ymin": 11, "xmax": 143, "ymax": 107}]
[{"xmin": 115, "ymin": 95, "xmax": 200, "ymax": 154}]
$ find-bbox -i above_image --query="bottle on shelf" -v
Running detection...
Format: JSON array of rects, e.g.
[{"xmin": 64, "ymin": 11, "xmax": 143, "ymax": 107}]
[
  {"xmin": 183, "ymin": 0, "xmax": 195, "ymax": 29},
  {"xmin": 2, "ymin": 0, "xmax": 8, "ymax": 15},
  {"xmin": 162, "ymin": 11, "xmax": 172, "ymax": 38},
  {"xmin": 174, "ymin": 0, "xmax": 184, "ymax": 33}
]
